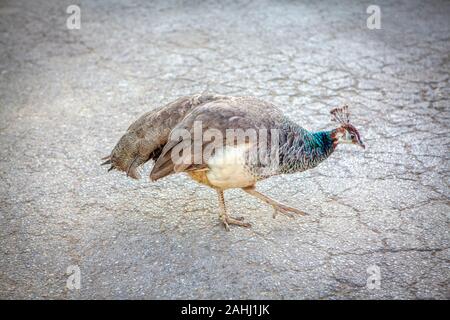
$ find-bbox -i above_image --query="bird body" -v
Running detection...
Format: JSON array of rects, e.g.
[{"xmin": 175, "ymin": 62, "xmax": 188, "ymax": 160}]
[
  {"xmin": 201, "ymin": 144, "xmax": 257, "ymax": 189},
  {"xmin": 104, "ymin": 94, "xmax": 228, "ymax": 179},
  {"xmin": 103, "ymin": 94, "xmax": 364, "ymax": 230}
]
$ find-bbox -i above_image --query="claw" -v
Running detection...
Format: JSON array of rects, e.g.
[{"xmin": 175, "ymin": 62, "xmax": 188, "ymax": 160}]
[
  {"xmin": 220, "ymin": 216, "xmax": 251, "ymax": 230},
  {"xmin": 272, "ymin": 204, "xmax": 307, "ymax": 219}
]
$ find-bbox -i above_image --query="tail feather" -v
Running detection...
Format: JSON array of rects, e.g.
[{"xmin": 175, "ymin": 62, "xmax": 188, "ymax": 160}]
[
  {"xmin": 101, "ymin": 159, "xmax": 111, "ymax": 166},
  {"xmin": 102, "ymin": 93, "xmax": 225, "ymax": 180},
  {"xmin": 126, "ymin": 156, "xmax": 140, "ymax": 180},
  {"xmin": 150, "ymin": 158, "xmax": 175, "ymax": 181}
]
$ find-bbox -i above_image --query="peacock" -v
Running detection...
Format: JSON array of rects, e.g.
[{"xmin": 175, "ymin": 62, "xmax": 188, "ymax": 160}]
[{"xmin": 102, "ymin": 94, "xmax": 365, "ymax": 230}]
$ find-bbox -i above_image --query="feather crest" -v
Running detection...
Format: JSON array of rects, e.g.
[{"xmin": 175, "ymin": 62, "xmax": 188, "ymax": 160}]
[{"xmin": 330, "ymin": 105, "xmax": 350, "ymax": 125}]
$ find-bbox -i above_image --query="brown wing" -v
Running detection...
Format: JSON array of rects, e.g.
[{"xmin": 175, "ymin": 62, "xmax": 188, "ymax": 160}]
[
  {"xmin": 102, "ymin": 94, "xmax": 228, "ymax": 179},
  {"xmin": 150, "ymin": 96, "xmax": 285, "ymax": 181}
]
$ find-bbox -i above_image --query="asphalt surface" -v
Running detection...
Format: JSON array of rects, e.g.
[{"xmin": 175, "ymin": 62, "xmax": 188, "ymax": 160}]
[{"xmin": 0, "ymin": 0, "xmax": 449, "ymax": 299}]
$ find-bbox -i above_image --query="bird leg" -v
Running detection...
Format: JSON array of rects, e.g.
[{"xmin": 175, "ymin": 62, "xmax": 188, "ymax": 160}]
[
  {"xmin": 216, "ymin": 190, "xmax": 251, "ymax": 231},
  {"xmin": 242, "ymin": 186, "xmax": 307, "ymax": 219}
]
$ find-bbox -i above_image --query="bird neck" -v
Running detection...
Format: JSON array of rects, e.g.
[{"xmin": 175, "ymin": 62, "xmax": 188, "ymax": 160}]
[
  {"xmin": 310, "ymin": 130, "xmax": 336, "ymax": 153},
  {"xmin": 306, "ymin": 130, "xmax": 336, "ymax": 163},
  {"xmin": 279, "ymin": 124, "xmax": 336, "ymax": 174}
]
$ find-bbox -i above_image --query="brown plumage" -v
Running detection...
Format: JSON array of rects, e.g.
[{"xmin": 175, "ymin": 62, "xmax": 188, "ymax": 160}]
[
  {"xmin": 102, "ymin": 94, "xmax": 364, "ymax": 230},
  {"xmin": 102, "ymin": 94, "xmax": 227, "ymax": 179},
  {"xmin": 149, "ymin": 96, "xmax": 284, "ymax": 182}
]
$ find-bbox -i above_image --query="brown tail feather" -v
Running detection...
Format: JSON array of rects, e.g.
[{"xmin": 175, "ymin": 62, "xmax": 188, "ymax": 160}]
[
  {"xmin": 126, "ymin": 156, "xmax": 140, "ymax": 180},
  {"xmin": 101, "ymin": 159, "xmax": 111, "ymax": 166},
  {"xmin": 104, "ymin": 93, "xmax": 226, "ymax": 180},
  {"xmin": 149, "ymin": 140, "xmax": 178, "ymax": 181},
  {"xmin": 150, "ymin": 162, "xmax": 174, "ymax": 181}
]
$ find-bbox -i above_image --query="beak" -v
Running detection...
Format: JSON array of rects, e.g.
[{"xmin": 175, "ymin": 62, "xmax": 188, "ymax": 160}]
[{"xmin": 358, "ymin": 141, "xmax": 366, "ymax": 149}]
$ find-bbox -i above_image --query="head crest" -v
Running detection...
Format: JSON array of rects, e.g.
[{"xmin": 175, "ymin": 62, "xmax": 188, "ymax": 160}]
[{"xmin": 330, "ymin": 105, "xmax": 350, "ymax": 125}]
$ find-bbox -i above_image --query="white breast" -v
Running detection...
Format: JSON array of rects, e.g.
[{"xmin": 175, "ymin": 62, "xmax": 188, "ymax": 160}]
[{"xmin": 206, "ymin": 145, "xmax": 256, "ymax": 189}]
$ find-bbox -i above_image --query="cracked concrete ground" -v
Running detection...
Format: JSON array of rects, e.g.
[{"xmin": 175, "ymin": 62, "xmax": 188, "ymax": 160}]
[{"xmin": 0, "ymin": 0, "xmax": 449, "ymax": 299}]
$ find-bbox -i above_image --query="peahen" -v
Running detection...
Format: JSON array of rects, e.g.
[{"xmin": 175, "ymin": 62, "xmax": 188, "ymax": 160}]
[{"xmin": 102, "ymin": 94, "xmax": 365, "ymax": 230}]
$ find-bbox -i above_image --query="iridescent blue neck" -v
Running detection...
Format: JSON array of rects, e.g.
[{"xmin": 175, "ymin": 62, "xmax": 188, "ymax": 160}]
[
  {"xmin": 279, "ymin": 125, "xmax": 336, "ymax": 174},
  {"xmin": 310, "ymin": 130, "xmax": 335, "ymax": 152}
]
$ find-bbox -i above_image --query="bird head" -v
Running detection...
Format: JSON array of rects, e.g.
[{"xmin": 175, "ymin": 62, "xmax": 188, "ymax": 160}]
[{"xmin": 330, "ymin": 106, "xmax": 365, "ymax": 149}]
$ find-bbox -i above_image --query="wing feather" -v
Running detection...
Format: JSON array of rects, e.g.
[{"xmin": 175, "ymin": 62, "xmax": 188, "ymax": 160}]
[
  {"xmin": 150, "ymin": 97, "xmax": 285, "ymax": 181},
  {"xmin": 103, "ymin": 94, "xmax": 227, "ymax": 179}
]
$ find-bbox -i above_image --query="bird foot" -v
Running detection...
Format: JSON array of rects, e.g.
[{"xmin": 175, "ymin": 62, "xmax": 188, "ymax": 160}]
[
  {"xmin": 272, "ymin": 204, "xmax": 307, "ymax": 219},
  {"xmin": 221, "ymin": 215, "xmax": 251, "ymax": 231}
]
